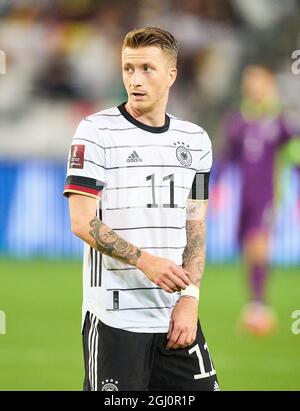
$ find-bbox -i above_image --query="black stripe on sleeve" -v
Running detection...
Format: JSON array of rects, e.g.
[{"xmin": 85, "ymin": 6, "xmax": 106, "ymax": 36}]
[
  {"xmin": 189, "ymin": 172, "xmax": 210, "ymax": 200},
  {"xmin": 66, "ymin": 176, "xmax": 105, "ymax": 191},
  {"xmin": 113, "ymin": 291, "xmax": 119, "ymax": 310}
]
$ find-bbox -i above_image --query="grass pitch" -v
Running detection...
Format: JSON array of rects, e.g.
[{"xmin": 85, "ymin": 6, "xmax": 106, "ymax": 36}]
[{"xmin": 0, "ymin": 259, "xmax": 299, "ymax": 390}]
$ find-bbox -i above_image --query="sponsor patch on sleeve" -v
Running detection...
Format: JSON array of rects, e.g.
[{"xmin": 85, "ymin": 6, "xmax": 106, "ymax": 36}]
[{"xmin": 69, "ymin": 145, "xmax": 85, "ymax": 169}]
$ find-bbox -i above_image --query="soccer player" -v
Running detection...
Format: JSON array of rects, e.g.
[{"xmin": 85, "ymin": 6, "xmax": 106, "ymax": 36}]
[
  {"xmin": 64, "ymin": 27, "xmax": 219, "ymax": 391},
  {"xmin": 218, "ymin": 65, "xmax": 299, "ymax": 336}
]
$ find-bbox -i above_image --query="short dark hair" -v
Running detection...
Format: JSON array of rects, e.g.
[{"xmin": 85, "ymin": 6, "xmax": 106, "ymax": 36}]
[{"xmin": 123, "ymin": 27, "xmax": 179, "ymax": 66}]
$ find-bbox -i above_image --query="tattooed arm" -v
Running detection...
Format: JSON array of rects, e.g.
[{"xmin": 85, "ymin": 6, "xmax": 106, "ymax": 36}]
[
  {"xmin": 166, "ymin": 199, "xmax": 208, "ymax": 350},
  {"xmin": 181, "ymin": 199, "xmax": 208, "ymax": 288},
  {"xmin": 89, "ymin": 216, "xmax": 142, "ymax": 266},
  {"xmin": 68, "ymin": 193, "xmax": 190, "ymax": 292}
]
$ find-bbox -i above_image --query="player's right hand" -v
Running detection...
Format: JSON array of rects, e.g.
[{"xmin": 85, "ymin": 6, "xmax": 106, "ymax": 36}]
[{"xmin": 136, "ymin": 251, "xmax": 190, "ymax": 293}]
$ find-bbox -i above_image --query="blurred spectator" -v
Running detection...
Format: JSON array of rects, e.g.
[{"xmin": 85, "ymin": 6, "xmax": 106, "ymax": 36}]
[{"xmin": 0, "ymin": 0, "xmax": 299, "ymax": 158}]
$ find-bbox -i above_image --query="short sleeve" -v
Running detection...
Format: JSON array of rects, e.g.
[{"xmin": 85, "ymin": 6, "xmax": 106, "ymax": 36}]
[
  {"xmin": 63, "ymin": 119, "xmax": 106, "ymax": 199},
  {"xmin": 189, "ymin": 131, "xmax": 212, "ymax": 200},
  {"xmin": 196, "ymin": 130, "xmax": 213, "ymax": 173}
]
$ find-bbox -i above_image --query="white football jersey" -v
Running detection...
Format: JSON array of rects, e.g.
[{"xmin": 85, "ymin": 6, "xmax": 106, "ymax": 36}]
[{"xmin": 64, "ymin": 103, "xmax": 212, "ymax": 333}]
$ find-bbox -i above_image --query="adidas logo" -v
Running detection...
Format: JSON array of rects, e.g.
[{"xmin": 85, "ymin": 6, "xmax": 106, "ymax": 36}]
[
  {"xmin": 213, "ymin": 381, "xmax": 220, "ymax": 391},
  {"xmin": 127, "ymin": 150, "xmax": 142, "ymax": 162}
]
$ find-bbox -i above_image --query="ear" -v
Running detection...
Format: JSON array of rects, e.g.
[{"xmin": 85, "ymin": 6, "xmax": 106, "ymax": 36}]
[{"xmin": 168, "ymin": 68, "xmax": 177, "ymax": 87}]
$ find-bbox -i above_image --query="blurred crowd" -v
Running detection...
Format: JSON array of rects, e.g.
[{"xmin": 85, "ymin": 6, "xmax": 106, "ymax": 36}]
[{"xmin": 0, "ymin": 0, "xmax": 300, "ymax": 158}]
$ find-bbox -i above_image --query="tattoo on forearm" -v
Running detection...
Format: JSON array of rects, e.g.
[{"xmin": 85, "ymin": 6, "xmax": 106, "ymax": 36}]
[
  {"xmin": 89, "ymin": 217, "xmax": 141, "ymax": 266},
  {"xmin": 186, "ymin": 199, "xmax": 207, "ymax": 221},
  {"xmin": 182, "ymin": 219, "xmax": 206, "ymax": 288}
]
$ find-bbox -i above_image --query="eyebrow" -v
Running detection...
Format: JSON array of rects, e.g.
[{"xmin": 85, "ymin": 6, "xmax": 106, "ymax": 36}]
[{"xmin": 122, "ymin": 62, "xmax": 154, "ymax": 67}]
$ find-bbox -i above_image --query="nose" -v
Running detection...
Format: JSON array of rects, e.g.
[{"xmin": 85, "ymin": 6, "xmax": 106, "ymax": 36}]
[{"xmin": 130, "ymin": 70, "xmax": 142, "ymax": 87}]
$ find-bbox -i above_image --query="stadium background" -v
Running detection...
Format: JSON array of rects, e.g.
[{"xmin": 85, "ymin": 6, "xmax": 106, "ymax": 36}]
[{"xmin": 0, "ymin": 0, "xmax": 300, "ymax": 390}]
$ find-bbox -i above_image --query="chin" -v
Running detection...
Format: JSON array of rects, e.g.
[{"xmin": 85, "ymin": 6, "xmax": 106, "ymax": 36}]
[{"xmin": 129, "ymin": 99, "xmax": 150, "ymax": 111}]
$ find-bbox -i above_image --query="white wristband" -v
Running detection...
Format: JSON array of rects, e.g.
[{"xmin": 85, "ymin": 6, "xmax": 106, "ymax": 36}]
[{"xmin": 180, "ymin": 284, "xmax": 199, "ymax": 300}]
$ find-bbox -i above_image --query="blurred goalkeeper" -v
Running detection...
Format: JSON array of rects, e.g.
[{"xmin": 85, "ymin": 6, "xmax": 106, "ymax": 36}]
[{"xmin": 217, "ymin": 65, "xmax": 300, "ymax": 336}]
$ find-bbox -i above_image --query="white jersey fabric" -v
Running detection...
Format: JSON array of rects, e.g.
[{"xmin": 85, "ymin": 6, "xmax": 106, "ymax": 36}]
[{"xmin": 64, "ymin": 103, "xmax": 212, "ymax": 333}]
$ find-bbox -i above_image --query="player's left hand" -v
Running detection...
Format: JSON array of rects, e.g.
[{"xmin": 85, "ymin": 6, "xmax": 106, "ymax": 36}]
[{"xmin": 166, "ymin": 297, "xmax": 198, "ymax": 350}]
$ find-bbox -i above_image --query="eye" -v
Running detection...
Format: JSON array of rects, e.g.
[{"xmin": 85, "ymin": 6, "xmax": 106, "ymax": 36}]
[
  {"xmin": 124, "ymin": 66, "xmax": 133, "ymax": 74},
  {"xmin": 143, "ymin": 65, "xmax": 152, "ymax": 72}
]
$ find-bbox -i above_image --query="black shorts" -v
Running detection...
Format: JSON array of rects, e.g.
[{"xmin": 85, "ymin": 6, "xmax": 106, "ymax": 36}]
[{"xmin": 82, "ymin": 311, "xmax": 220, "ymax": 391}]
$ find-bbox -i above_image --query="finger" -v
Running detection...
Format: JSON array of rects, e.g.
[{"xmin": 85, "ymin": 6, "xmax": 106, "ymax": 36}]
[
  {"xmin": 179, "ymin": 265, "xmax": 191, "ymax": 276},
  {"xmin": 182, "ymin": 331, "xmax": 194, "ymax": 348},
  {"xmin": 167, "ymin": 319, "xmax": 174, "ymax": 340},
  {"xmin": 171, "ymin": 266, "xmax": 191, "ymax": 286},
  {"xmin": 166, "ymin": 328, "xmax": 181, "ymax": 350},
  {"xmin": 167, "ymin": 273, "xmax": 188, "ymax": 291},
  {"xmin": 182, "ymin": 331, "xmax": 197, "ymax": 349},
  {"xmin": 172, "ymin": 340, "xmax": 186, "ymax": 350},
  {"xmin": 161, "ymin": 278, "xmax": 179, "ymax": 292},
  {"xmin": 177, "ymin": 330, "xmax": 189, "ymax": 348},
  {"xmin": 158, "ymin": 281, "xmax": 174, "ymax": 293}
]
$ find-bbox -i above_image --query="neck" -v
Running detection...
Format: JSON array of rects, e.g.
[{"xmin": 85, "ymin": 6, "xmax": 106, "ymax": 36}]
[{"xmin": 125, "ymin": 99, "xmax": 168, "ymax": 127}]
